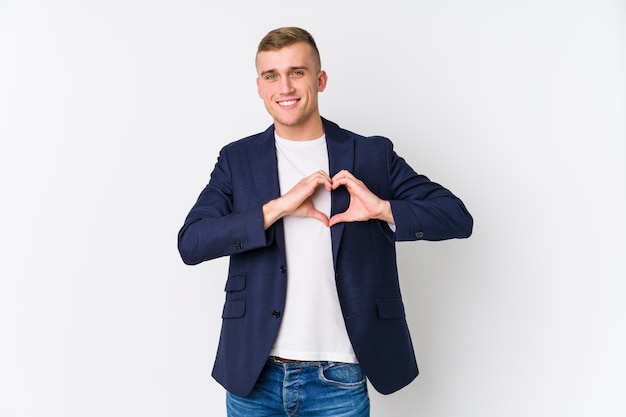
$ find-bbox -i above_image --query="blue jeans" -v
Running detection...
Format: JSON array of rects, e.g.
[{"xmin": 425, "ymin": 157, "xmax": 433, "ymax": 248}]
[{"xmin": 226, "ymin": 357, "xmax": 370, "ymax": 417}]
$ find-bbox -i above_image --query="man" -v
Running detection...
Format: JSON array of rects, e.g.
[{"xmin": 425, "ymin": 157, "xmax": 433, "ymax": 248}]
[{"xmin": 178, "ymin": 27, "xmax": 472, "ymax": 416}]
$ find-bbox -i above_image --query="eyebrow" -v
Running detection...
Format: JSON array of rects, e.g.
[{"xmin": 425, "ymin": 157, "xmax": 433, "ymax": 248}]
[{"xmin": 260, "ymin": 66, "xmax": 309, "ymax": 77}]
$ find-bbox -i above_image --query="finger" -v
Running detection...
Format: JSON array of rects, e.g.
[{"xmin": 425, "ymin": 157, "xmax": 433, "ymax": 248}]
[
  {"xmin": 318, "ymin": 178, "xmax": 333, "ymax": 192},
  {"xmin": 319, "ymin": 176, "xmax": 332, "ymax": 187},
  {"xmin": 309, "ymin": 210, "xmax": 330, "ymax": 226},
  {"xmin": 328, "ymin": 212, "xmax": 351, "ymax": 227},
  {"xmin": 311, "ymin": 171, "xmax": 332, "ymax": 187},
  {"xmin": 311, "ymin": 170, "xmax": 331, "ymax": 180},
  {"xmin": 331, "ymin": 170, "xmax": 354, "ymax": 182},
  {"xmin": 332, "ymin": 171, "xmax": 365, "ymax": 190},
  {"xmin": 331, "ymin": 175, "xmax": 359, "ymax": 191}
]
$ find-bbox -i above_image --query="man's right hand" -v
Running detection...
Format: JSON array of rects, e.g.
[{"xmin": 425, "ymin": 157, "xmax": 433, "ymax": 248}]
[{"xmin": 262, "ymin": 170, "xmax": 332, "ymax": 229}]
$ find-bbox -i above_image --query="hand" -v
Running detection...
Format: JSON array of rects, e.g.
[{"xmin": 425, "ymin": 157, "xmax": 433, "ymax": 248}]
[
  {"xmin": 328, "ymin": 170, "xmax": 394, "ymax": 227},
  {"xmin": 263, "ymin": 170, "xmax": 332, "ymax": 229}
]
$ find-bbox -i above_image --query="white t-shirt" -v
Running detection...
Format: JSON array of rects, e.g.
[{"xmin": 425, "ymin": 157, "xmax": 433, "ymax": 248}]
[{"xmin": 269, "ymin": 133, "xmax": 358, "ymax": 364}]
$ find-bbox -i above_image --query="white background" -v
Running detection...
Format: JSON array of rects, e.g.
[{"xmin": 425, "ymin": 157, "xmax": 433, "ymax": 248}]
[{"xmin": 1, "ymin": 1, "xmax": 625, "ymax": 416}]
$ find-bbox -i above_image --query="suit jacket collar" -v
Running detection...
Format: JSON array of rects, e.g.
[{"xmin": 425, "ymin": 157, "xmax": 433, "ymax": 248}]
[
  {"xmin": 322, "ymin": 118, "xmax": 354, "ymax": 266},
  {"xmin": 323, "ymin": 117, "xmax": 354, "ymax": 177},
  {"xmin": 249, "ymin": 124, "xmax": 281, "ymax": 206},
  {"xmin": 250, "ymin": 118, "xmax": 355, "ymax": 266}
]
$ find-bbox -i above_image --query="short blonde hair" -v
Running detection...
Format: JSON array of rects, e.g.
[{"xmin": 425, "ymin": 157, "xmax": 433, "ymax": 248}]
[{"xmin": 256, "ymin": 27, "xmax": 321, "ymax": 71}]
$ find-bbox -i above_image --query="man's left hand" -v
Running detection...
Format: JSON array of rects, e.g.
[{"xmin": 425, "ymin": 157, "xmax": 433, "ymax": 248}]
[{"xmin": 328, "ymin": 170, "xmax": 395, "ymax": 227}]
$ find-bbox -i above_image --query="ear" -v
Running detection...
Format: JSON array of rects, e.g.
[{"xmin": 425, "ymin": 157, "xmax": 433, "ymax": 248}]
[
  {"xmin": 256, "ymin": 78, "xmax": 262, "ymax": 98},
  {"xmin": 317, "ymin": 70, "xmax": 328, "ymax": 92}
]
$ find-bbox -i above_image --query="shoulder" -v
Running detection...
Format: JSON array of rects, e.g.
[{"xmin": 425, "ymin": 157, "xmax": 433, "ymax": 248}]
[
  {"xmin": 219, "ymin": 124, "xmax": 275, "ymax": 154},
  {"xmin": 323, "ymin": 118, "xmax": 394, "ymax": 149}
]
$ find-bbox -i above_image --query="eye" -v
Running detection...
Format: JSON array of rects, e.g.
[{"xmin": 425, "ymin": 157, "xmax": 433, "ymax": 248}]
[
  {"xmin": 264, "ymin": 74, "xmax": 277, "ymax": 80},
  {"xmin": 291, "ymin": 70, "xmax": 304, "ymax": 77}
]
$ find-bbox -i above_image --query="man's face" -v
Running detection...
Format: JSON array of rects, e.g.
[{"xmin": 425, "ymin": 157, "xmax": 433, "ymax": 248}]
[{"xmin": 256, "ymin": 42, "xmax": 327, "ymax": 139}]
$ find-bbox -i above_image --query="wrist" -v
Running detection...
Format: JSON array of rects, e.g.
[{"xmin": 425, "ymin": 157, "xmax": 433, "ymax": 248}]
[
  {"xmin": 378, "ymin": 200, "xmax": 395, "ymax": 224},
  {"xmin": 262, "ymin": 199, "xmax": 286, "ymax": 229}
]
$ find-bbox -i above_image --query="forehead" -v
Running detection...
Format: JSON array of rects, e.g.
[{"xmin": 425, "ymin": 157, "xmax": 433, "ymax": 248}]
[{"xmin": 256, "ymin": 42, "xmax": 317, "ymax": 73}]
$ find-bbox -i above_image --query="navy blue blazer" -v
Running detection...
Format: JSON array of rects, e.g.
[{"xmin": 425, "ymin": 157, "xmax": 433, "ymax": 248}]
[{"xmin": 178, "ymin": 118, "xmax": 472, "ymax": 396}]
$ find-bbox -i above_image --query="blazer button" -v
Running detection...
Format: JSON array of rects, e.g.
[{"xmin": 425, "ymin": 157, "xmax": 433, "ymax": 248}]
[
  {"xmin": 279, "ymin": 265, "xmax": 286, "ymax": 273},
  {"xmin": 415, "ymin": 231, "xmax": 424, "ymax": 239},
  {"xmin": 272, "ymin": 310, "xmax": 281, "ymax": 318},
  {"xmin": 233, "ymin": 242, "xmax": 243, "ymax": 250}
]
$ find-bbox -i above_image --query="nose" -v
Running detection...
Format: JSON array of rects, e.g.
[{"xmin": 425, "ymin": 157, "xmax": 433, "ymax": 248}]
[{"xmin": 279, "ymin": 77, "xmax": 295, "ymax": 94}]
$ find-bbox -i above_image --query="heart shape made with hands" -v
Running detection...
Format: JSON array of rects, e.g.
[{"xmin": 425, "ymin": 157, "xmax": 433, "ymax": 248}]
[{"xmin": 304, "ymin": 172, "xmax": 393, "ymax": 227}]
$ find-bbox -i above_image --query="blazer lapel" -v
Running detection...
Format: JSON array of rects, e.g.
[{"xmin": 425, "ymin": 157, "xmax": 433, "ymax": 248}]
[
  {"xmin": 323, "ymin": 118, "xmax": 355, "ymax": 267},
  {"xmin": 248, "ymin": 124, "xmax": 285, "ymax": 254},
  {"xmin": 249, "ymin": 124, "xmax": 280, "ymax": 204}
]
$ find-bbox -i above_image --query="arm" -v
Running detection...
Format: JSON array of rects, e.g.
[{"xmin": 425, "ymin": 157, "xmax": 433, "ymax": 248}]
[
  {"xmin": 178, "ymin": 148, "xmax": 334, "ymax": 265},
  {"xmin": 327, "ymin": 137, "xmax": 472, "ymax": 241},
  {"xmin": 177, "ymin": 148, "xmax": 271, "ymax": 265},
  {"xmin": 384, "ymin": 139, "xmax": 473, "ymax": 241}
]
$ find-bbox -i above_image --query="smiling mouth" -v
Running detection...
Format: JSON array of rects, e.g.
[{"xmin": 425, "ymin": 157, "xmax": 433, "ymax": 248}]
[{"xmin": 277, "ymin": 99, "xmax": 298, "ymax": 107}]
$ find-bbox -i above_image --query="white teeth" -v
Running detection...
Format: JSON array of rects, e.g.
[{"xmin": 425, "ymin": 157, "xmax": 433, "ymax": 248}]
[{"xmin": 279, "ymin": 100, "xmax": 297, "ymax": 106}]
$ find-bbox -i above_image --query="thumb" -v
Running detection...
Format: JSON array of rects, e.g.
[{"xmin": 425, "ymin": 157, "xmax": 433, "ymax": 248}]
[
  {"xmin": 309, "ymin": 209, "xmax": 330, "ymax": 226},
  {"xmin": 328, "ymin": 212, "xmax": 349, "ymax": 227}
]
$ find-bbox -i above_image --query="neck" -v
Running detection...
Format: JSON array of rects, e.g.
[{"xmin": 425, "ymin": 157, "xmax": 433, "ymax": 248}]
[{"xmin": 274, "ymin": 117, "xmax": 324, "ymax": 141}]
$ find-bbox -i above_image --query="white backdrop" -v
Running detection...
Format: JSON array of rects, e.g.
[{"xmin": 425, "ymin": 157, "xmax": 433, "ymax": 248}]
[{"xmin": 1, "ymin": 1, "xmax": 625, "ymax": 416}]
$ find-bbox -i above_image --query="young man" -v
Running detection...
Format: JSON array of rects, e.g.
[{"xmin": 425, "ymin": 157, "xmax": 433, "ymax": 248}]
[{"xmin": 178, "ymin": 27, "xmax": 473, "ymax": 416}]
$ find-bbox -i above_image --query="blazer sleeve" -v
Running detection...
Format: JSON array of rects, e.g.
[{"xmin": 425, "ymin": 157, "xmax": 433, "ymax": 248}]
[
  {"xmin": 177, "ymin": 147, "xmax": 273, "ymax": 265},
  {"xmin": 383, "ymin": 138, "xmax": 473, "ymax": 242}
]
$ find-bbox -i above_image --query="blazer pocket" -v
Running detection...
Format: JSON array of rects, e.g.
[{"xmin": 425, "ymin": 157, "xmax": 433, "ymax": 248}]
[
  {"xmin": 377, "ymin": 299, "xmax": 406, "ymax": 319},
  {"xmin": 222, "ymin": 299, "xmax": 246, "ymax": 319},
  {"xmin": 224, "ymin": 274, "xmax": 246, "ymax": 292}
]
